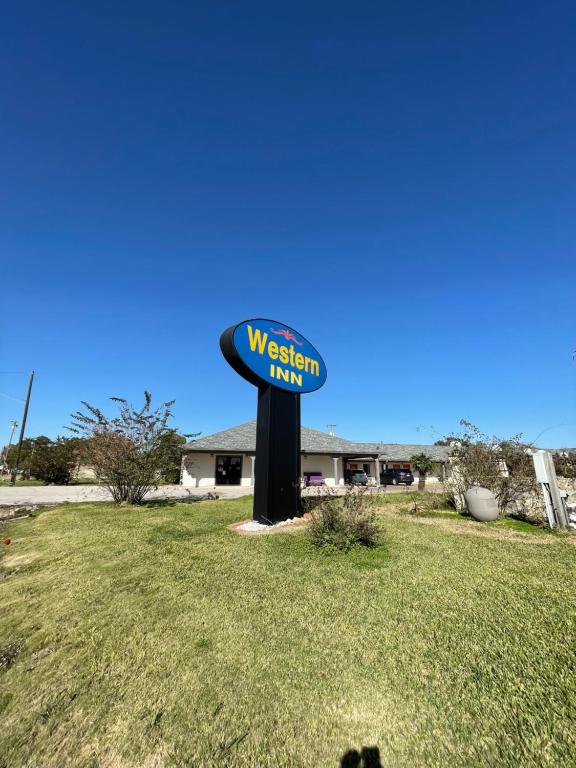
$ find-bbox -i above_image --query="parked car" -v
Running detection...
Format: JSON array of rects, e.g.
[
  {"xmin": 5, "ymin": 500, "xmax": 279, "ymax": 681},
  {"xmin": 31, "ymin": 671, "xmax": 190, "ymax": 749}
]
[
  {"xmin": 380, "ymin": 468, "xmax": 414, "ymax": 486},
  {"xmin": 347, "ymin": 470, "xmax": 369, "ymax": 486}
]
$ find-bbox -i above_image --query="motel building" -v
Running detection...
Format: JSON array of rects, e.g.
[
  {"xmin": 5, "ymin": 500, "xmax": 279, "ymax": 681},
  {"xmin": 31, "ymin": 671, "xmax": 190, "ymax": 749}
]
[{"xmin": 180, "ymin": 421, "xmax": 450, "ymax": 488}]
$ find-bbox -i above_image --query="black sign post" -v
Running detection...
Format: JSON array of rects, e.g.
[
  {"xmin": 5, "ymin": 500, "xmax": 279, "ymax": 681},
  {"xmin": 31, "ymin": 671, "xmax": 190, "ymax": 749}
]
[
  {"xmin": 254, "ymin": 385, "xmax": 301, "ymax": 524},
  {"xmin": 220, "ymin": 319, "xmax": 327, "ymax": 525}
]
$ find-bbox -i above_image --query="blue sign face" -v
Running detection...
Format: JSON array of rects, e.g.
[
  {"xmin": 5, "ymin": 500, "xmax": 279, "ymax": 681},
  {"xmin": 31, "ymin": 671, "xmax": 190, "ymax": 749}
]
[{"xmin": 220, "ymin": 318, "xmax": 327, "ymax": 394}]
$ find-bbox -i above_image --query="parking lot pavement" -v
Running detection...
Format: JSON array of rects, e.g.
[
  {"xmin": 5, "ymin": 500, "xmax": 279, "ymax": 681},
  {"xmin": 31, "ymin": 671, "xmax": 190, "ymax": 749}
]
[
  {"xmin": 0, "ymin": 482, "xmax": 445, "ymax": 507},
  {"xmin": 0, "ymin": 484, "xmax": 254, "ymax": 506}
]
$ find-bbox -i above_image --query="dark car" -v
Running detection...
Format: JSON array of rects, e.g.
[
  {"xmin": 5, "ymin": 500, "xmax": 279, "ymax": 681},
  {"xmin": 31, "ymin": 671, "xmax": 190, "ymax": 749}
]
[
  {"xmin": 347, "ymin": 470, "xmax": 369, "ymax": 486},
  {"xmin": 380, "ymin": 468, "xmax": 414, "ymax": 486}
]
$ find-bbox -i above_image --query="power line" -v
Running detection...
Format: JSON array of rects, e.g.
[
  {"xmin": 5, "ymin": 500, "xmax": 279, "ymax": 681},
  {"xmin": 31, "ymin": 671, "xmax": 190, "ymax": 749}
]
[{"xmin": 0, "ymin": 391, "xmax": 25, "ymax": 402}]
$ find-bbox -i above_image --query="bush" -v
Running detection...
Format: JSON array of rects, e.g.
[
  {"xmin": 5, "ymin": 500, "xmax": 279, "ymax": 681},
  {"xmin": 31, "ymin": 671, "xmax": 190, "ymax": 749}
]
[
  {"xmin": 553, "ymin": 451, "xmax": 576, "ymax": 479},
  {"xmin": 157, "ymin": 432, "xmax": 190, "ymax": 483},
  {"xmin": 407, "ymin": 494, "xmax": 453, "ymax": 516},
  {"xmin": 69, "ymin": 392, "xmax": 190, "ymax": 505},
  {"xmin": 307, "ymin": 487, "xmax": 380, "ymax": 552},
  {"xmin": 30, "ymin": 437, "xmax": 78, "ymax": 485},
  {"xmin": 445, "ymin": 420, "xmax": 538, "ymax": 515}
]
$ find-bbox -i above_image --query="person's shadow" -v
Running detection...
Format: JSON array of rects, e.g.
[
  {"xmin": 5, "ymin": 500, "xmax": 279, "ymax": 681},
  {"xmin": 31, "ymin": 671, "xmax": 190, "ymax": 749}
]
[{"xmin": 340, "ymin": 746, "xmax": 382, "ymax": 767}]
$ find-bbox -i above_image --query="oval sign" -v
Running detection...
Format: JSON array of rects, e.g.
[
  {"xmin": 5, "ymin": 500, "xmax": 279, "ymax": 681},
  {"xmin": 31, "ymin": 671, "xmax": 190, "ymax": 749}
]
[{"xmin": 220, "ymin": 318, "xmax": 327, "ymax": 394}]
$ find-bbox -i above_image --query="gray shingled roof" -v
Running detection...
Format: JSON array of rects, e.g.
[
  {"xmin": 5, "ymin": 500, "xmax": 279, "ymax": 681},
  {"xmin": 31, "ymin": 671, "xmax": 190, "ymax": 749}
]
[
  {"xmin": 353, "ymin": 442, "xmax": 450, "ymax": 462},
  {"xmin": 183, "ymin": 421, "xmax": 450, "ymax": 461}
]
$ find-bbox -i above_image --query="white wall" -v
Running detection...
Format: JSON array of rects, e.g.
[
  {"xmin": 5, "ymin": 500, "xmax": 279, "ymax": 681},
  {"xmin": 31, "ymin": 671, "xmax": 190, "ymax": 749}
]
[
  {"xmin": 182, "ymin": 452, "xmax": 345, "ymax": 487},
  {"xmin": 181, "ymin": 452, "xmax": 444, "ymax": 488},
  {"xmin": 181, "ymin": 453, "xmax": 253, "ymax": 488},
  {"xmin": 76, "ymin": 464, "xmax": 97, "ymax": 480},
  {"xmin": 302, "ymin": 454, "xmax": 341, "ymax": 486}
]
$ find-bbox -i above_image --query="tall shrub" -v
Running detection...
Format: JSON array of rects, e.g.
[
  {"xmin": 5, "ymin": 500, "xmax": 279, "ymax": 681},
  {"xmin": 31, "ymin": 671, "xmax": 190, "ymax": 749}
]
[
  {"xmin": 69, "ymin": 392, "xmax": 185, "ymax": 504},
  {"xmin": 446, "ymin": 420, "xmax": 537, "ymax": 514}
]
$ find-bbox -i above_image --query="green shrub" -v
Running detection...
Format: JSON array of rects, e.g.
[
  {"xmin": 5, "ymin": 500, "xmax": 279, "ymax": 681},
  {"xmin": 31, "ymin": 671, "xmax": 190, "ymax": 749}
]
[
  {"xmin": 307, "ymin": 488, "xmax": 380, "ymax": 552},
  {"xmin": 69, "ymin": 392, "xmax": 196, "ymax": 504},
  {"xmin": 29, "ymin": 437, "xmax": 78, "ymax": 485}
]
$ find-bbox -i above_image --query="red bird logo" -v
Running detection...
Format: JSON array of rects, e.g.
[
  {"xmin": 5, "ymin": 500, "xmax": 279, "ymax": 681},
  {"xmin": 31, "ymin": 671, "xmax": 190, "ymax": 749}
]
[{"xmin": 270, "ymin": 328, "xmax": 303, "ymax": 346}]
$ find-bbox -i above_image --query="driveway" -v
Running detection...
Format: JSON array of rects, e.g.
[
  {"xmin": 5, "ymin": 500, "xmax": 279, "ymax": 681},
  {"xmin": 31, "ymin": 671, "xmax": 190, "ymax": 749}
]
[{"xmin": 0, "ymin": 484, "xmax": 253, "ymax": 506}]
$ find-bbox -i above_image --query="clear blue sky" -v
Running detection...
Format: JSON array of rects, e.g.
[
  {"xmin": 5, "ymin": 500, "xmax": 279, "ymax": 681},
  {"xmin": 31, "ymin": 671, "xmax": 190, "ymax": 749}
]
[{"xmin": 1, "ymin": 1, "xmax": 575, "ymax": 447}]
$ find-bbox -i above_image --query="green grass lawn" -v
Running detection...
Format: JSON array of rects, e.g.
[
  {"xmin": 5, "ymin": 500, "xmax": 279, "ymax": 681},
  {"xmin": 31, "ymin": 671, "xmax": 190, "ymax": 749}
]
[
  {"xmin": 1, "ymin": 497, "xmax": 575, "ymax": 767},
  {"xmin": 0, "ymin": 478, "xmax": 45, "ymax": 487},
  {"xmin": 0, "ymin": 478, "xmax": 101, "ymax": 486}
]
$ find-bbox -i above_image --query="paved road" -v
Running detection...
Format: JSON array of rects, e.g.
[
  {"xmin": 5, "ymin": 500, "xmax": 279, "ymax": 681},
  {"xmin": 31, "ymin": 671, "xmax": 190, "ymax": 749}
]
[
  {"xmin": 0, "ymin": 484, "xmax": 253, "ymax": 506},
  {"xmin": 0, "ymin": 482, "xmax": 444, "ymax": 506}
]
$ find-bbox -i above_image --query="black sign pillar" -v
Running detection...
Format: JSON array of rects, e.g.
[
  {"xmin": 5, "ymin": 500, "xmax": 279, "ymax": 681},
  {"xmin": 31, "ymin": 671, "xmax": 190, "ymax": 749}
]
[
  {"xmin": 253, "ymin": 385, "xmax": 301, "ymax": 524},
  {"xmin": 220, "ymin": 318, "xmax": 326, "ymax": 525}
]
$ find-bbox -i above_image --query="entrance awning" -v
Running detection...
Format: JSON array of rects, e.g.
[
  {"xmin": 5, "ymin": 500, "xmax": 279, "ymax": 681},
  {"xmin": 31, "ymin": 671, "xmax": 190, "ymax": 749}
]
[{"xmin": 344, "ymin": 456, "xmax": 378, "ymax": 461}]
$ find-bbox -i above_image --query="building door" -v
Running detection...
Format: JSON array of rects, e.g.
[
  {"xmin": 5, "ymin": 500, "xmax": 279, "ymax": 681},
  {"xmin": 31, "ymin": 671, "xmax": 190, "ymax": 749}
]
[{"xmin": 215, "ymin": 455, "xmax": 242, "ymax": 485}]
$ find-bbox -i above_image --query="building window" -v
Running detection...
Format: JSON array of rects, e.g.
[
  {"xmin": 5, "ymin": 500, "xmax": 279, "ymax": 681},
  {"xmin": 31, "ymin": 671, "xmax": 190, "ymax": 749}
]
[{"xmin": 215, "ymin": 455, "xmax": 242, "ymax": 485}]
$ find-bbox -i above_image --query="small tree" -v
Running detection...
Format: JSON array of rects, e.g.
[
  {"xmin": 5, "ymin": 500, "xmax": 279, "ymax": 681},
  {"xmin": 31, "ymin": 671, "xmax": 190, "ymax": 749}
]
[
  {"xmin": 69, "ymin": 392, "xmax": 182, "ymax": 504},
  {"xmin": 5, "ymin": 437, "xmax": 43, "ymax": 478},
  {"xmin": 445, "ymin": 420, "xmax": 537, "ymax": 514},
  {"xmin": 410, "ymin": 453, "xmax": 435, "ymax": 491},
  {"xmin": 157, "ymin": 431, "xmax": 193, "ymax": 484},
  {"xmin": 30, "ymin": 437, "xmax": 78, "ymax": 485}
]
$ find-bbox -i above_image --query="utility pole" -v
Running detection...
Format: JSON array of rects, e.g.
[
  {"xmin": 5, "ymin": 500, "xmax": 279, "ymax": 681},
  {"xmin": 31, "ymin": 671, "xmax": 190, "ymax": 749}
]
[
  {"xmin": 1, "ymin": 420, "xmax": 18, "ymax": 475},
  {"xmin": 10, "ymin": 371, "xmax": 34, "ymax": 487}
]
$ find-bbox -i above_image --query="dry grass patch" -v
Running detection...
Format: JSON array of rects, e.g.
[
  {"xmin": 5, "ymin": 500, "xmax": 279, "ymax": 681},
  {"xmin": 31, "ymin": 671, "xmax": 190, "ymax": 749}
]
[
  {"xmin": 2, "ymin": 550, "xmax": 39, "ymax": 568},
  {"xmin": 401, "ymin": 513, "xmax": 558, "ymax": 544}
]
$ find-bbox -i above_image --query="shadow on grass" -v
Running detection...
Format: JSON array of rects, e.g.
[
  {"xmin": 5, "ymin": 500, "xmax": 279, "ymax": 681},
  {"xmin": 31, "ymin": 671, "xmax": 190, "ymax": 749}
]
[
  {"xmin": 143, "ymin": 494, "xmax": 220, "ymax": 509},
  {"xmin": 341, "ymin": 746, "xmax": 382, "ymax": 767},
  {"xmin": 143, "ymin": 499, "xmax": 187, "ymax": 509}
]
